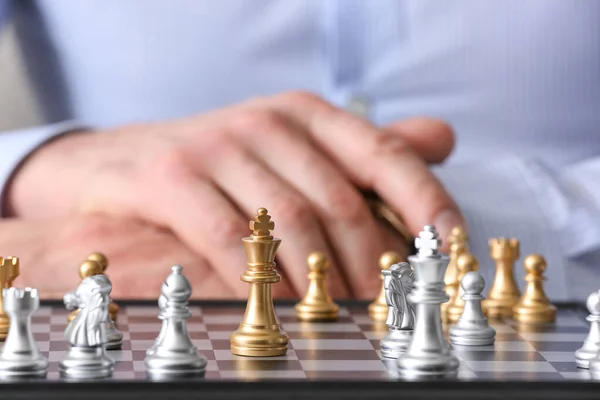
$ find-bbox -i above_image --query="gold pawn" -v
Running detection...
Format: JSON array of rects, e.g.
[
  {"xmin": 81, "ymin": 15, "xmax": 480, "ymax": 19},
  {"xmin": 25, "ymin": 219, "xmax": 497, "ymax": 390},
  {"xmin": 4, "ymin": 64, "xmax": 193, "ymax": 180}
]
[
  {"xmin": 0, "ymin": 256, "xmax": 19, "ymax": 340},
  {"xmin": 442, "ymin": 227, "xmax": 469, "ymax": 320},
  {"xmin": 230, "ymin": 207, "xmax": 288, "ymax": 357},
  {"xmin": 66, "ymin": 259, "xmax": 104, "ymax": 323},
  {"xmin": 512, "ymin": 254, "xmax": 556, "ymax": 324},
  {"xmin": 368, "ymin": 251, "xmax": 402, "ymax": 322},
  {"xmin": 482, "ymin": 238, "xmax": 521, "ymax": 319},
  {"xmin": 295, "ymin": 252, "xmax": 339, "ymax": 321},
  {"xmin": 446, "ymin": 253, "xmax": 479, "ymax": 324},
  {"xmin": 87, "ymin": 252, "xmax": 119, "ymax": 321}
]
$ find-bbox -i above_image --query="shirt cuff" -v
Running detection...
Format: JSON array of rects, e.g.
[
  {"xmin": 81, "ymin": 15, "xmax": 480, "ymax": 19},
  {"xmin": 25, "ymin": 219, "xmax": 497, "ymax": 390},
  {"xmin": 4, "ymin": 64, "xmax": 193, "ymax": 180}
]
[
  {"xmin": 432, "ymin": 155, "xmax": 572, "ymax": 302},
  {"xmin": 0, "ymin": 120, "xmax": 87, "ymax": 218}
]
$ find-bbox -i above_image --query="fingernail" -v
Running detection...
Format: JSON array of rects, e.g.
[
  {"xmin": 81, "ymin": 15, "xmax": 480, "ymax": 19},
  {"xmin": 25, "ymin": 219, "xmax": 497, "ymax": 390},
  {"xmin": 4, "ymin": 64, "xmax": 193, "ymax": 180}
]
[{"xmin": 434, "ymin": 209, "xmax": 466, "ymax": 243}]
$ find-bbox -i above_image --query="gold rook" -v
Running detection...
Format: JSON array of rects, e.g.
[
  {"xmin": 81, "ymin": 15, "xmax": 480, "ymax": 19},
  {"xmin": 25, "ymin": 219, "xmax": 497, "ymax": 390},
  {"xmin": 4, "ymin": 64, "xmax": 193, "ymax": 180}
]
[
  {"xmin": 482, "ymin": 238, "xmax": 521, "ymax": 319},
  {"xmin": 230, "ymin": 208, "xmax": 288, "ymax": 357},
  {"xmin": 0, "ymin": 256, "xmax": 19, "ymax": 340}
]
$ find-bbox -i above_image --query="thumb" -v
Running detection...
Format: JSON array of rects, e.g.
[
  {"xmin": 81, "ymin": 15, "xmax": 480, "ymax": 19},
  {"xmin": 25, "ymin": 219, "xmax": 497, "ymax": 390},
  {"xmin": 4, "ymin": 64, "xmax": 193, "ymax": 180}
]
[{"xmin": 382, "ymin": 117, "xmax": 455, "ymax": 164}]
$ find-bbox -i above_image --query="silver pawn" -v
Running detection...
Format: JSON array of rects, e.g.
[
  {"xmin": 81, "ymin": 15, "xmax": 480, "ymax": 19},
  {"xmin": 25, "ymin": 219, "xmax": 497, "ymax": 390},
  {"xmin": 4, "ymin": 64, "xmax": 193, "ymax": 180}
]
[
  {"xmin": 380, "ymin": 262, "xmax": 415, "ymax": 358},
  {"xmin": 449, "ymin": 271, "xmax": 496, "ymax": 346},
  {"xmin": 576, "ymin": 290, "xmax": 600, "ymax": 369},
  {"xmin": 0, "ymin": 287, "xmax": 48, "ymax": 378},
  {"xmin": 397, "ymin": 225, "xmax": 459, "ymax": 379},
  {"xmin": 144, "ymin": 265, "xmax": 206, "ymax": 378},
  {"xmin": 146, "ymin": 294, "xmax": 167, "ymax": 357},
  {"xmin": 59, "ymin": 275, "xmax": 115, "ymax": 379}
]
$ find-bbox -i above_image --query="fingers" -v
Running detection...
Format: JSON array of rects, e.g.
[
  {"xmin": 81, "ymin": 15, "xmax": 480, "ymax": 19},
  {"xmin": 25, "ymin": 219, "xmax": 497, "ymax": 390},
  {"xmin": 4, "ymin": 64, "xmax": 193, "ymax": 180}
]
[
  {"xmin": 78, "ymin": 158, "xmax": 297, "ymax": 299},
  {"xmin": 145, "ymin": 167, "xmax": 298, "ymax": 299},
  {"xmin": 231, "ymin": 111, "xmax": 397, "ymax": 297},
  {"xmin": 262, "ymin": 91, "xmax": 465, "ymax": 242},
  {"xmin": 382, "ymin": 117, "xmax": 456, "ymax": 165},
  {"xmin": 201, "ymin": 136, "xmax": 349, "ymax": 298}
]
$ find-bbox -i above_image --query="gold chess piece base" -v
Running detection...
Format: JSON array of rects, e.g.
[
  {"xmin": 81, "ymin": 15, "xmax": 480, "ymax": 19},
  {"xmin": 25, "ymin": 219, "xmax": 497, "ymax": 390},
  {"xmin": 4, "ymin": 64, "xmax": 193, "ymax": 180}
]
[
  {"xmin": 512, "ymin": 304, "xmax": 556, "ymax": 324},
  {"xmin": 230, "ymin": 326, "xmax": 289, "ymax": 357},
  {"xmin": 481, "ymin": 298, "xmax": 519, "ymax": 319},
  {"xmin": 295, "ymin": 304, "xmax": 339, "ymax": 322}
]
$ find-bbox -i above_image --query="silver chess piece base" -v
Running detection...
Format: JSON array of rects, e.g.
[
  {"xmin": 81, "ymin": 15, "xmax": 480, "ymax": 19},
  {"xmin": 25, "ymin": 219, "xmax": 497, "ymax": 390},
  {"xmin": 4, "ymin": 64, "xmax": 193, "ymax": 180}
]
[
  {"xmin": 381, "ymin": 329, "xmax": 413, "ymax": 359},
  {"xmin": 145, "ymin": 348, "xmax": 207, "ymax": 378},
  {"xmin": 59, "ymin": 346, "xmax": 114, "ymax": 379},
  {"xmin": 105, "ymin": 319, "xmax": 123, "ymax": 350}
]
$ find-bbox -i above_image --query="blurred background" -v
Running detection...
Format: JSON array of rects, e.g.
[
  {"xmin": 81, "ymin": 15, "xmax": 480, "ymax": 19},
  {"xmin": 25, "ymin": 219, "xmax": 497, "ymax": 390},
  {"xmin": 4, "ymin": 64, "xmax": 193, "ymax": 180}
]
[{"xmin": 0, "ymin": 23, "xmax": 42, "ymax": 131}]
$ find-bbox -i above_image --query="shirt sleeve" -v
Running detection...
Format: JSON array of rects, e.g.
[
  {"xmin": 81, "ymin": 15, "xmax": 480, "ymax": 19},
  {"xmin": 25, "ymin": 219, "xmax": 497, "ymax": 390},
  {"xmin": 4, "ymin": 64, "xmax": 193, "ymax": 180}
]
[
  {"xmin": 433, "ymin": 154, "xmax": 600, "ymax": 302},
  {"xmin": 0, "ymin": 120, "xmax": 88, "ymax": 217}
]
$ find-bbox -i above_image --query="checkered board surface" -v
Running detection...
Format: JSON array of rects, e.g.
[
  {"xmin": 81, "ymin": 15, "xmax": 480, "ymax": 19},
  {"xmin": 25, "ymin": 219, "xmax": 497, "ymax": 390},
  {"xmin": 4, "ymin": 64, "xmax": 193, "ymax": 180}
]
[{"xmin": 18, "ymin": 302, "xmax": 597, "ymax": 382}]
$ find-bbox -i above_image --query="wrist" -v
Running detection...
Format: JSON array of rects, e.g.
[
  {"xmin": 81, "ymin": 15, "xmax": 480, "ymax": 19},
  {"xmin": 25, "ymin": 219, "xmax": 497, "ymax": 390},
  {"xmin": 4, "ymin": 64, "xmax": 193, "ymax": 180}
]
[{"xmin": 3, "ymin": 129, "xmax": 94, "ymax": 218}]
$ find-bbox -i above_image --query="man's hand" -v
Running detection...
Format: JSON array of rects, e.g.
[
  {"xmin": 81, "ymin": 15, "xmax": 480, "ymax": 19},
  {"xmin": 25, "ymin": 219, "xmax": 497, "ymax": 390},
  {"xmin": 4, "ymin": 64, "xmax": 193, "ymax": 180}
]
[{"xmin": 4, "ymin": 91, "xmax": 463, "ymax": 299}]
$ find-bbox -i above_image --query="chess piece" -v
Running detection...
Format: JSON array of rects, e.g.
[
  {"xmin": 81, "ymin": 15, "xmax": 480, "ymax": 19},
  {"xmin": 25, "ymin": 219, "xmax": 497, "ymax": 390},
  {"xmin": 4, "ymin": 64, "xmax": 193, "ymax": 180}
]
[
  {"xmin": 0, "ymin": 288, "xmax": 48, "ymax": 378},
  {"xmin": 442, "ymin": 227, "xmax": 469, "ymax": 319},
  {"xmin": 446, "ymin": 253, "xmax": 479, "ymax": 324},
  {"xmin": 512, "ymin": 254, "xmax": 556, "ymax": 324},
  {"xmin": 87, "ymin": 252, "xmax": 119, "ymax": 322},
  {"xmin": 146, "ymin": 294, "xmax": 168, "ymax": 357},
  {"xmin": 67, "ymin": 259, "xmax": 102, "ymax": 322},
  {"xmin": 369, "ymin": 251, "xmax": 402, "ymax": 323},
  {"xmin": 145, "ymin": 266, "xmax": 206, "ymax": 378},
  {"xmin": 0, "ymin": 257, "xmax": 19, "ymax": 340},
  {"xmin": 397, "ymin": 225, "xmax": 459, "ymax": 379},
  {"xmin": 449, "ymin": 271, "xmax": 496, "ymax": 346},
  {"xmin": 59, "ymin": 274, "xmax": 115, "ymax": 379},
  {"xmin": 66, "ymin": 259, "xmax": 123, "ymax": 349},
  {"xmin": 380, "ymin": 262, "xmax": 415, "ymax": 358},
  {"xmin": 230, "ymin": 208, "xmax": 289, "ymax": 357},
  {"xmin": 295, "ymin": 252, "xmax": 339, "ymax": 322},
  {"xmin": 482, "ymin": 238, "xmax": 521, "ymax": 319},
  {"xmin": 575, "ymin": 290, "xmax": 600, "ymax": 369}
]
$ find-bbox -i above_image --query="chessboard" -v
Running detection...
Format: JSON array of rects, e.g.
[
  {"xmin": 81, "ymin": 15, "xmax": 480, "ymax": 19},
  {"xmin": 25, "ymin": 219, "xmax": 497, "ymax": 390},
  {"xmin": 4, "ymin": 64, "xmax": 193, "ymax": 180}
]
[{"xmin": 2, "ymin": 300, "xmax": 599, "ymax": 400}]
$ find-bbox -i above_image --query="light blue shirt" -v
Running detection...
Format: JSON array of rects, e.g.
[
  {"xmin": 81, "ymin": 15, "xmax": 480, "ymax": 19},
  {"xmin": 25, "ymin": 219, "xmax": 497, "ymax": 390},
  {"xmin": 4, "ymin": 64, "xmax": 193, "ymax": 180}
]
[{"xmin": 2, "ymin": 0, "xmax": 600, "ymax": 301}]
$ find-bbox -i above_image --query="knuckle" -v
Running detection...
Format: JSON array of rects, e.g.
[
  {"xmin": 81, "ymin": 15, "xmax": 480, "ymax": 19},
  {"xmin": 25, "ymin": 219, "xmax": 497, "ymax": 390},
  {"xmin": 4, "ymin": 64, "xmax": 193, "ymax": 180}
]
[
  {"xmin": 325, "ymin": 187, "xmax": 369, "ymax": 227},
  {"xmin": 150, "ymin": 146, "xmax": 193, "ymax": 183},
  {"xmin": 207, "ymin": 216, "xmax": 247, "ymax": 247},
  {"xmin": 232, "ymin": 109, "xmax": 289, "ymax": 136},
  {"xmin": 271, "ymin": 196, "xmax": 315, "ymax": 232},
  {"xmin": 370, "ymin": 132, "xmax": 413, "ymax": 159},
  {"xmin": 58, "ymin": 214, "xmax": 115, "ymax": 245}
]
